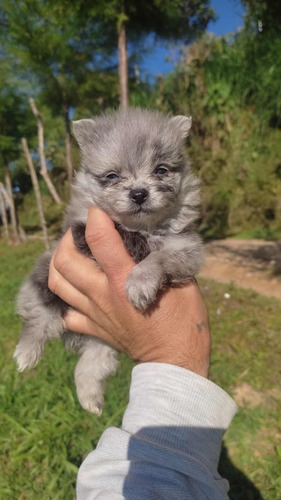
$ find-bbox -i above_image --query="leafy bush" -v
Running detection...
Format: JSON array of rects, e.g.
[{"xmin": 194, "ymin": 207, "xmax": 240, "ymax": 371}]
[{"xmin": 150, "ymin": 30, "xmax": 281, "ymax": 239}]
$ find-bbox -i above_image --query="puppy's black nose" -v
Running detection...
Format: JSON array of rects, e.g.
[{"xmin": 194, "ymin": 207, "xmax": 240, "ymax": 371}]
[{"xmin": 129, "ymin": 188, "xmax": 148, "ymax": 205}]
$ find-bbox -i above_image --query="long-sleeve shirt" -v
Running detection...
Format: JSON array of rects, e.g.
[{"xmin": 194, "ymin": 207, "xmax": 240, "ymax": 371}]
[{"xmin": 77, "ymin": 362, "xmax": 238, "ymax": 499}]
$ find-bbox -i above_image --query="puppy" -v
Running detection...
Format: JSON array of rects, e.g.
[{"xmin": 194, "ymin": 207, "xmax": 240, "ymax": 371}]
[{"xmin": 14, "ymin": 108, "xmax": 204, "ymax": 415}]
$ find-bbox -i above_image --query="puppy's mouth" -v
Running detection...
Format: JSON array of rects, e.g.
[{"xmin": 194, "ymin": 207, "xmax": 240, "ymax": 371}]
[{"xmin": 130, "ymin": 206, "xmax": 152, "ymax": 216}]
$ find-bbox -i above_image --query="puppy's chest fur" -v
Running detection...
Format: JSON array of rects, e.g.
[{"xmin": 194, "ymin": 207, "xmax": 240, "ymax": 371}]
[{"xmin": 72, "ymin": 221, "xmax": 164, "ymax": 263}]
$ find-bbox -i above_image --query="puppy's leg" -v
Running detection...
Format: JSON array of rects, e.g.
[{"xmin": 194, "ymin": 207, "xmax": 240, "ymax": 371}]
[
  {"xmin": 74, "ymin": 338, "xmax": 118, "ymax": 415},
  {"xmin": 14, "ymin": 250, "xmax": 67, "ymax": 371},
  {"xmin": 126, "ymin": 232, "xmax": 204, "ymax": 311},
  {"xmin": 14, "ymin": 281, "xmax": 64, "ymax": 371}
]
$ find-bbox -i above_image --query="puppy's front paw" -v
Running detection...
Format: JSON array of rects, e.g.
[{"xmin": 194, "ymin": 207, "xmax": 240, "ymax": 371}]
[{"xmin": 126, "ymin": 262, "xmax": 163, "ymax": 311}]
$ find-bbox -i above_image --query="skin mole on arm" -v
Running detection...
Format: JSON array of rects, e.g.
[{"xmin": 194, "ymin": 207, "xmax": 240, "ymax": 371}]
[{"xmin": 197, "ymin": 321, "xmax": 206, "ymax": 333}]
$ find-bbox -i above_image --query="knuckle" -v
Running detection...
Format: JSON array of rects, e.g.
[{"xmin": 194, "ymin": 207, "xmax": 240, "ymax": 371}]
[
  {"xmin": 53, "ymin": 248, "xmax": 69, "ymax": 275},
  {"xmin": 85, "ymin": 225, "xmax": 107, "ymax": 248},
  {"xmin": 48, "ymin": 273, "xmax": 60, "ymax": 294}
]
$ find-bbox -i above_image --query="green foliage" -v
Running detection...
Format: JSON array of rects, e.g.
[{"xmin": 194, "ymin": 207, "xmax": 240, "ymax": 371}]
[
  {"xmin": 0, "ymin": 0, "xmax": 121, "ymax": 177},
  {"xmin": 92, "ymin": 0, "xmax": 216, "ymax": 42},
  {"xmin": 242, "ymin": 0, "xmax": 281, "ymax": 35},
  {"xmin": 203, "ymin": 81, "xmax": 235, "ymax": 124},
  {"xmin": 16, "ymin": 178, "xmax": 66, "ymax": 237},
  {"xmin": 151, "ymin": 28, "xmax": 281, "ymax": 239},
  {"xmin": 1, "ymin": 0, "xmax": 281, "ymax": 240},
  {"xmin": 0, "ymin": 57, "xmax": 35, "ymax": 170}
]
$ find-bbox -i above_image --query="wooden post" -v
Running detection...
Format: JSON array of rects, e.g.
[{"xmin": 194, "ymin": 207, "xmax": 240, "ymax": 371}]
[
  {"xmin": 21, "ymin": 138, "xmax": 50, "ymax": 250},
  {"xmin": 0, "ymin": 185, "xmax": 9, "ymax": 240},
  {"xmin": 63, "ymin": 104, "xmax": 73, "ymax": 187},
  {"xmin": 118, "ymin": 19, "xmax": 129, "ymax": 109},
  {"xmin": 29, "ymin": 98, "xmax": 62, "ymax": 204},
  {"xmin": 18, "ymin": 225, "xmax": 28, "ymax": 242},
  {"xmin": 4, "ymin": 165, "xmax": 20, "ymax": 244}
]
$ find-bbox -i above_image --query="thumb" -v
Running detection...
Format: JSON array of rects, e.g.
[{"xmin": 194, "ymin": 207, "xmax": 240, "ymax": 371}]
[{"xmin": 85, "ymin": 206, "xmax": 134, "ymax": 282}]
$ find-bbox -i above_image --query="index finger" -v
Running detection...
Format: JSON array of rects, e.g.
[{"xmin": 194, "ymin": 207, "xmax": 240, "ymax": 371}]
[{"xmin": 51, "ymin": 228, "xmax": 105, "ymax": 295}]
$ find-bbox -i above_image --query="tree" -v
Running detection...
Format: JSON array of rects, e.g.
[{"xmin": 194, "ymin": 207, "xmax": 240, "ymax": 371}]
[
  {"xmin": 93, "ymin": 0, "xmax": 216, "ymax": 107},
  {"xmin": 0, "ymin": 183, "xmax": 9, "ymax": 240},
  {"xmin": 0, "ymin": 59, "xmax": 33, "ymax": 243},
  {"xmin": 0, "ymin": 0, "xmax": 117, "ymax": 184},
  {"xmin": 229, "ymin": 0, "xmax": 281, "ymax": 125},
  {"xmin": 241, "ymin": 0, "xmax": 281, "ymax": 34}
]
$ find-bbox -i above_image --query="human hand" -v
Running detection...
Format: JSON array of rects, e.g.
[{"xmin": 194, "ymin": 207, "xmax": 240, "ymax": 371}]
[{"xmin": 48, "ymin": 207, "xmax": 211, "ymax": 378}]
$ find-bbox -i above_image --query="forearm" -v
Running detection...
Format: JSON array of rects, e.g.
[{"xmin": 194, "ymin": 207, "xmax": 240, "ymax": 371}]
[{"xmin": 77, "ymin": 363, "xmax": 237, "ymax": 500}]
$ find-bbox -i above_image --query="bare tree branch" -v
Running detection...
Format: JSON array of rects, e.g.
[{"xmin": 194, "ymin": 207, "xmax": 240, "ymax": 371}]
[
  {"xmin": 29, "ymin": 97, "xmax": 62, "ymax": 204},
  {"xmin": 4, "ymin": 166, "xmax": 20, "ymax": 244},
  {"xmin": 0, "ymin": 184, "xmax": 9, "ymax": 240},
  {"xmin": 21, "ymin": 138, "xmax": 50, "ymax": 250}
]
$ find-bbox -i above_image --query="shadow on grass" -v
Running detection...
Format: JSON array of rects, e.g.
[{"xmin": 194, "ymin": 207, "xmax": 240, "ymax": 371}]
[{"xmin": 219, "ymin": 445, "xmax": 264, "ymax": 500}]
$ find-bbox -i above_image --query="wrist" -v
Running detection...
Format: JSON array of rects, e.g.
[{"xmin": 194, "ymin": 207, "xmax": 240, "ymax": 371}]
[
  {"xmin": 139, "ymin": 356, "xmax": 209, "ymax": 378},
  {"xmin": 134, "ymin": 329, "xmax": 210, "ymax": 378}
]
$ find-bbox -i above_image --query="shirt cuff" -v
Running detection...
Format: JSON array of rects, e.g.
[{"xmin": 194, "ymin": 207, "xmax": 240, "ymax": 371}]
[{"xmin": 122, "ymin": 362, "xmax": 238, "ymax": 473}]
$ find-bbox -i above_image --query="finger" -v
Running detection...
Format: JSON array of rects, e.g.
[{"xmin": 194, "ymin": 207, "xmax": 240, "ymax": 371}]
[
  {"xmin": 50, "ymin": 249, "xmax": 123, "ymax": 328},
  {"xmin": 85, "ymin": 207, "xmax": 135, "ymax": 284},
  {"xmin": 50, "ymin": 233, "xmax": 129, "ymax": 333},
  {"xmin": 49, "ymin": 255, "xmax": 92, "ymax": 314},
  {"xmin": 52, "ymin": 229, "xmax": 107, "ymax": 296},
  {"xmin": 64, "ymin": 309, "xmax": 123, "ymax": 351}
]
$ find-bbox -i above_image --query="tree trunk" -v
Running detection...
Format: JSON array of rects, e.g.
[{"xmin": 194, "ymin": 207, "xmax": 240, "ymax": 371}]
[
  {"xmin": 0, "ymin": 185, "xmax": 9, "ymax": 240},
  {"xmin": 118, "ymin": 19, "xmax": 129, "ymax": 109},
  {"xmin": 4, "ymin": 165, "xmax": 20, "ymax": 244},
  {"xmin": 21, "ymin": 138, "xmax": 50, "ymax": 250},
  {"xmin": 29, "ymin": 98, "xmax": 62, "ymax": 204},
  {"xmin": 18, "ymin": 225, "xmax": 28, "ymax": 242},
  {"xmin": 63, "ymin": 105, "xmax": 73, "ymax": 187}
]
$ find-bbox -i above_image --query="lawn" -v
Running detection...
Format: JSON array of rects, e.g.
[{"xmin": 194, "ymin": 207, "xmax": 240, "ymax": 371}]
[{"xmin": 0, "ymin": 239, "xmax": 280, "ymax": 499}]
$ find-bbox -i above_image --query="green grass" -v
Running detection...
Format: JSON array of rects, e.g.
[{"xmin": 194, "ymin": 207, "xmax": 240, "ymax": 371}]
[{"xmin": 1, "ymin": 240, "xmax": 280, "ymax": 499}]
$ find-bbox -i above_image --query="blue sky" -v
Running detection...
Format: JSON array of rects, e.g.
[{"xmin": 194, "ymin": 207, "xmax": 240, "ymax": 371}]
[{"xmin": 140, "ymin": 0, "xmax": 245, "ymax": 79}]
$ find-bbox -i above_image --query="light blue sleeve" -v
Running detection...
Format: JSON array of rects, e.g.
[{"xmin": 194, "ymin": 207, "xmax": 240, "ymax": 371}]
[{"xmin": 77, "ymin": 363, "xmax": 238, "ymax": 500}]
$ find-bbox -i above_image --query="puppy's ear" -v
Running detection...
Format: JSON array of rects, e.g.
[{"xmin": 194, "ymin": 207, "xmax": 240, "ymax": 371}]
[
  {"xmin": 72, "ymin": 119, "xmax": 97, "ymax": 148},
  {"xmin": 170, "ymin": 115, "xmax": 192, "ymax": 140}
]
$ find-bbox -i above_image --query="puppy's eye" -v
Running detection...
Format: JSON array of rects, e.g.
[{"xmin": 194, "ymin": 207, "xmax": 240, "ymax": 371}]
[
  {"xmin": 155, "ymin": 166, "xmax": 168, "ymax": 175},
  {"xmin": 106, "ymin": 172, "xmax": 119, "ymax": 180}
]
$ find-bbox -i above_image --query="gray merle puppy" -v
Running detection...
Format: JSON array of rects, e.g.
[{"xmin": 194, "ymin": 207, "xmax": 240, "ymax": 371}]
[{"xmin": 14, "ymin": 108, "xmax": 204, "ymax": 415}]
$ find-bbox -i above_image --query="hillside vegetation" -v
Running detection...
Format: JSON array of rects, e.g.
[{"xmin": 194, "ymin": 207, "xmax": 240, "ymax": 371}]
[{"xmin": 0, "ymin": 1, "xmax": 281, "ymax": 243}]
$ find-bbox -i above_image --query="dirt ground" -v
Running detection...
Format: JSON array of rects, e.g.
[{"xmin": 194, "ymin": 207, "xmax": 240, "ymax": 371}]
[{"xmin": 199, "ymin": 239, "xmax": 281, "ymax": 300}]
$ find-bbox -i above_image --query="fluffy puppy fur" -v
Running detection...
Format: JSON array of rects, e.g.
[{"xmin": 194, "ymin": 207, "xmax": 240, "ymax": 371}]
[{"xmin": 14, "ymin": 108, "xmax": 204, "ymax": 415}]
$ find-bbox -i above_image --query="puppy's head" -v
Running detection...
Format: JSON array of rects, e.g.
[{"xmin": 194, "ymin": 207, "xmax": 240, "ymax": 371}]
[{"xmin": 72, "ymin": 108, "xmax": 192, "ymax": 230}]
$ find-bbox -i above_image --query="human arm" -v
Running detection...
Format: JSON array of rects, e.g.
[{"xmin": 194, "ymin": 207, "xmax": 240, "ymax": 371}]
[
  {"xmin": 76, "ymin": 362, "xmax": 237, "ymax": 500},
  {"xmin": 48, "ymin": 207, "xmax": 237, "ymax": 499}
]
